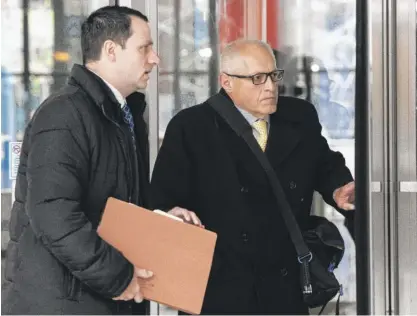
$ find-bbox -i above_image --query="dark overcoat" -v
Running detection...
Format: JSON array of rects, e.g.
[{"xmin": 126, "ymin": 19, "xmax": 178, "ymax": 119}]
[{"xmin": 151, "ymin": 89, "xmax": 353, "ymax": 314}]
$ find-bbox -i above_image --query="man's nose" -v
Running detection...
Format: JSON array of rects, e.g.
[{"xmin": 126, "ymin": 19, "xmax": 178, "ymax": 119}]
[
  {"xmin": 264, "ymin": 75, "xmax": 277, "ymax": 92},
  {"xmin": 149, "ymin": 49, "xmax": 160, "ymax": 65}
]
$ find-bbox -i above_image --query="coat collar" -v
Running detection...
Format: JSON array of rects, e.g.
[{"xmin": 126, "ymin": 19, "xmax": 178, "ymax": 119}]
[
  {"xmin": 68, "ymin": 64, "xmax": 147, "ymax": 124},
  {"xmin": 216, "ymin": 89, "xmax": 301, "ymax": 165}
]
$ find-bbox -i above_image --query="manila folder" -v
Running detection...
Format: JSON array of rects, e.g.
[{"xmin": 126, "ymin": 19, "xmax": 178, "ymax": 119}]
[{"xmin": 97, "ymin": 197, "xmax": 217, "ymax": 314}]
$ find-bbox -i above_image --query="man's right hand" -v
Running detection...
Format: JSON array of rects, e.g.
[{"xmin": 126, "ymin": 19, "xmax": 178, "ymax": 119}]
[{"xmin": 112, "ymin": 267, "xmax": 153, "ymax": 303}]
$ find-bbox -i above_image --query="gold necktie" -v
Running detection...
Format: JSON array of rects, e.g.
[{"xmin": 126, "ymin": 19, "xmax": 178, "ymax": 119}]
[{"xmin": 252, "ymin": 119, "xmax": 268, "ymax": 151}]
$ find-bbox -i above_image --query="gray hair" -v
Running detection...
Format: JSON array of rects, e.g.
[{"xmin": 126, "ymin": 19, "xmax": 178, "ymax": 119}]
[{"xmin": 220, "ymin": 39, "xmax": 276, "ymax": 74}]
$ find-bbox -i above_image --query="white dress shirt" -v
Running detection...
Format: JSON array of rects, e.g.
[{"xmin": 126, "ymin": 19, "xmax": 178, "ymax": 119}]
[{"xmin": 91, "ymin": 70, "xmax": 126, "ymax": 107}]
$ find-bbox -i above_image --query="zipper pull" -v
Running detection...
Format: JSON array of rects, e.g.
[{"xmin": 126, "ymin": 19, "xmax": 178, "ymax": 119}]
[
  {"xmin": 298, "ymin": 253, "xmax": 313, "ymax": 295},
  {"xmin": 301, "ymin": 259, "xmax": 313, "ymax": 295}
]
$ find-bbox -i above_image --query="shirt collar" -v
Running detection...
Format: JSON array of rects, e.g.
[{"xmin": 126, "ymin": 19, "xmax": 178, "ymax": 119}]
[
  {"xmin": 91, "ymin": 71, "xmax": 126, "ymax": 107},
  {"xmin": 234, "ymin": 105, "xmax": 270, "ymax": 126}
]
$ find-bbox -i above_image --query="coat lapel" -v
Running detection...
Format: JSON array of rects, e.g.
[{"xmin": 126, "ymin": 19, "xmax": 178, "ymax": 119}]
[{"xmin": 265, "ymin": 106, "xmax": 301, "ymax": 166}]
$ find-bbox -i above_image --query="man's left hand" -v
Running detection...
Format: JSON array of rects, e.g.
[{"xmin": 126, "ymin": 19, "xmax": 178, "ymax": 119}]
[
  {"xmin": 168, "ymin": 207, "xmax": 204, "ymax": 228},
  {"xmin": 333, "ymin": 181, "xmax": 355, "ymax": 211}
]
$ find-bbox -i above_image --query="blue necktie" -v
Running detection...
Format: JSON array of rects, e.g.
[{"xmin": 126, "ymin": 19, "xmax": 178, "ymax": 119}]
[{"xmin": 122, "ymin": 103, "xmax": 136, "ymax": 144}]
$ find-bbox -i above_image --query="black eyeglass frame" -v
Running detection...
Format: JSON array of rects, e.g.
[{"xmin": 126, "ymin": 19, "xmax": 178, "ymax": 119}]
[{"xmin": 223, "ymin": 69, "xmax": 284, "ymax": 85}]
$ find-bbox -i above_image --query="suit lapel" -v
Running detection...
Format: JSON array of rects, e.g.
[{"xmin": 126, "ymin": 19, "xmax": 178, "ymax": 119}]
[{"xmin": 265, "ymin": 111, "xmax": 301, "ymax": 166}]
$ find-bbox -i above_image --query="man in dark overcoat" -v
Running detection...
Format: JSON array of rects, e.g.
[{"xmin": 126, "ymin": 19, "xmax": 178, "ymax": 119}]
[{"xmin": 151, "ymin": 39, "xmax": 355, "ymax": 315}]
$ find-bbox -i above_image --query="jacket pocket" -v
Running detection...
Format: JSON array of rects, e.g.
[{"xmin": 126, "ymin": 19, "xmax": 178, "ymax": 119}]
[{"xmin": 63, "ymin": 270, "xmax": 82, "ymax": 301}]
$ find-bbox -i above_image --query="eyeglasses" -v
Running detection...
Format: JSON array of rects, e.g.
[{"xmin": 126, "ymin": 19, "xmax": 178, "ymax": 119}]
[{"xmin": 223, "ymin": 69, "xmax": 284, "ymax": 85}]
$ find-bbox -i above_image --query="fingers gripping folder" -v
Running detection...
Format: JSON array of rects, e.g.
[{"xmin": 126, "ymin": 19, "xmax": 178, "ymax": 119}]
[{"xmin": 98, "ymin": 198, "xmax": 217, "ymax": 315}]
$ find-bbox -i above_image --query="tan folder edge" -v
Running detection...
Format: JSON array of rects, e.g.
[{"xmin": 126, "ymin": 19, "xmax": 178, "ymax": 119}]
[{"xmin": 97, "ymin": 197, "xmax": 217, "ymax": 315}]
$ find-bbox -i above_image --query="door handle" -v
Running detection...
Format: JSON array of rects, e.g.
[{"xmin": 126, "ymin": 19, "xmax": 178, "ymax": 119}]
[
  {"xmin": 371, "ymin": 181, "xmax": 382, "ymax": 192},
  {"xmin": 399, "ymin": 181, "xmax": 417, "ymax": 192}
]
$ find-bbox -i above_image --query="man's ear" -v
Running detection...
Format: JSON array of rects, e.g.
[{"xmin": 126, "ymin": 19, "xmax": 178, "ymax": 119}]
[
  {"xmin": 102, "ymin": 40, "xmax": 117, "ymax": 62},
  {"xmin": 220, "ymin": 73, "xmax": 233, "ymax": 92}
]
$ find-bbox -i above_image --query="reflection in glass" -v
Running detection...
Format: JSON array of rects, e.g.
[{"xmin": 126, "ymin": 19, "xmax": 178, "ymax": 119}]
[{"xmin": 158, "ymin": 0, "xmax": 220, "ymax": 144}]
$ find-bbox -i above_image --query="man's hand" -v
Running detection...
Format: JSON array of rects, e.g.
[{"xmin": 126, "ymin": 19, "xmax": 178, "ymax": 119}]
[
  {"xmin": 113, "ymin": 267, "xmax": 153, "ymax": 303},
  {"xmin": 168, "ymin": 207, "xmax": 204, "ymax": 228},
  {"xmin": 333, "ymin": 181, "xmax": 355, "ymax": 211}
]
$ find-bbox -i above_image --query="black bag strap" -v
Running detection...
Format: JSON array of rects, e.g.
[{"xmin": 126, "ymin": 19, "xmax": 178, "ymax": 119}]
[{"xmin": 207, "ymin": 94, "xmax": 312, "ymax": 262}]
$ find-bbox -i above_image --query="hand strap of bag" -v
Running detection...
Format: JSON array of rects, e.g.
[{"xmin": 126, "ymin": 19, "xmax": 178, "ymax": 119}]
[{"xmin": 208, "ymin": 94, "xmax": 313, "ymax": 294}]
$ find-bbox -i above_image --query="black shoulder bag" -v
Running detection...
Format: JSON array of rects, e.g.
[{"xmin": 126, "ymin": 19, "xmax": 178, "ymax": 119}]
[{"xmin": 208, "ymin": 95, "xmax": 345, "ymax": 314}]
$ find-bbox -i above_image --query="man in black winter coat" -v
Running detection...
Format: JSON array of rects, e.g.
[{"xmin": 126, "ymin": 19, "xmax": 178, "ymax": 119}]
[
  {"xmin": 2, "ymin": 6, "xmax": 163, "ymax": 315},
  {"xmin": 151, "ymin": 39, "xmax": 355, "ymax": 314}
]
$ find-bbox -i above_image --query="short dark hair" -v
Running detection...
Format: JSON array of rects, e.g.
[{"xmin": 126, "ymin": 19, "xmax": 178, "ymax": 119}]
[{"xmin": 81, "ymin": 5, "xmax": 148, "ymax": 64}]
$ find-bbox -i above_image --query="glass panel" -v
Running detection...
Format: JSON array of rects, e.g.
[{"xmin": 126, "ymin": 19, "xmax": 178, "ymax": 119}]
[
  {"xmin": 157, "ymin": 0, "xmax": 218, "ymax": 146},
  {"xmin": 156, "ymin": 0, "xmax": 357, "ymax": 313},
  {"xmin": 1, "ymin": 0, "xmax": 110, "ymax": 268},
  {"xmin": 277, "ymin": 1, "xmax": 357, "ymax": 312},
  {"xmin": 278, "ymin": 1, "xmax": 357, "ymax": 313}
]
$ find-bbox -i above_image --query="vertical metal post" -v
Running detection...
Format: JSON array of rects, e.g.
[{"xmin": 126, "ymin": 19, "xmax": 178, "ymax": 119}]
[
  {"xmin": 208, "ymin": 0, "xmax": 219, "ymax": 96},
  {"xmin": 370, "ymin": 0, "xmax": 389, "ymax": 313},
  {"xmin": 173, "ymin": 0, "xmax": 181, "ymax": 115},
  {"xmin": 146, "ymin": 0, "xmax": 160, "ymax": 175},
  {"xmin": 386, "ymin": 0, "xmax": 399, "ymax": 312},
  {"xmin": 355, "ymin": 0, "xmax": 371, "ymax": 314},
  {"xmin": 22, "ymin": 0, "xmax": 31, "ymax": 125},
  {"xmin": 52, "ymin": 0, "xmax": 68, "ymax": 92},
  {"xmin": 302, "ymin": 56, "xmax": 312, "ymax": 103}
]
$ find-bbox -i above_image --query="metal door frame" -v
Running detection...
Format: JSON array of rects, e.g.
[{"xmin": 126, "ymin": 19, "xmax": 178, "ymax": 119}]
[
  {"xmin": 370, "ymin": 0, "xmax": 417, "ymax": 314},
  {"xmin": 369, "ymin": 0, "xmax": 392, "ymax": 313},
  {"xmin": 395, "ymin": 0, "xmax": 417, "ymax": 314}
]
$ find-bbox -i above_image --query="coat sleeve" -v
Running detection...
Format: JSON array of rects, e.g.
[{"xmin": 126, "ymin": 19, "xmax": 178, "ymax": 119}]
[
  {"xmin": 26, "ymin": 97, "xmax": 133, "ymax": 298},
  {"xmin": 310, "ymin": 105, "xmax": 354, "ymax": 215},
  {"xmin": 150, "ymin": 113, "xmax": 193, "ymax": 211}
]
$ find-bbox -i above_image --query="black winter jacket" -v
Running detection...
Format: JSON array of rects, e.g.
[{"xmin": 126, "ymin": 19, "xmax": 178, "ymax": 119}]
[{"xmin": 2, "ymin": 64, "xmax": 150, "ymax": 314}]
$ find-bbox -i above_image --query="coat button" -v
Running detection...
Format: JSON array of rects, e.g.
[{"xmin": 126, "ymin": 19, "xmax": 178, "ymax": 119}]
[
  {"xmin": 290, "ymin": 181, "xmax": 297, "ymax": 189},
  {"xmin": 280, "ymin": 268, "xmax": 288, "ymax": 276},
  {"xmin": 240, "ymin": 187, "xmax": 249, "ymax": 193},
  {"xmin": 241, "ymin": 232, "xmax": 249, "ymax": 242}
]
